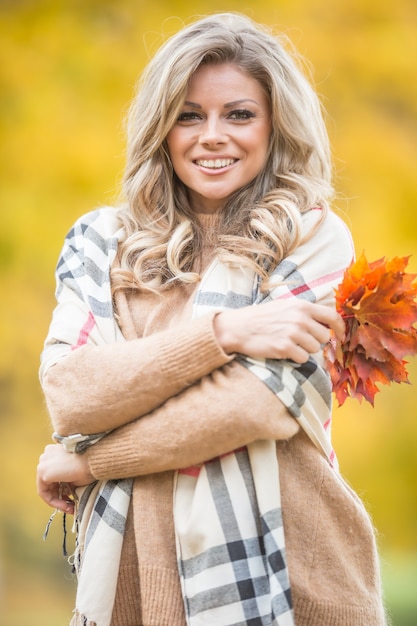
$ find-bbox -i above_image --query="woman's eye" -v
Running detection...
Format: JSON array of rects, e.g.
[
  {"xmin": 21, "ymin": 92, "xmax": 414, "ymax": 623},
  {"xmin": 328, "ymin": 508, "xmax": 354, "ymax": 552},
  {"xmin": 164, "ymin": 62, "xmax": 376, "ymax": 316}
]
[
  {"xmin": 228, "ymin": 109, "xmax": 256, "ymax": 121},
  {"xmin": 177, "ymin": 111, "xmax": 202, "ymax": 123}
]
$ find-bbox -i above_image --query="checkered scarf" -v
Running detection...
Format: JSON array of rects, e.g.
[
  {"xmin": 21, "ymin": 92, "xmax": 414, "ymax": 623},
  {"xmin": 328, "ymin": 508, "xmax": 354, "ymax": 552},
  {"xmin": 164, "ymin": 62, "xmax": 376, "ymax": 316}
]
[{"xmin": 41, "ymin": 207, "xmax": 353, "ymax": 626}]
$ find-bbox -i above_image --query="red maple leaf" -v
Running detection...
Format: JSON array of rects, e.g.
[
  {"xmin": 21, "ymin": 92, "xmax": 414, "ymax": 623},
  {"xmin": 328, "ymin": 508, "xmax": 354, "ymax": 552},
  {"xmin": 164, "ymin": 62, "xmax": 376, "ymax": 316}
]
[{"xmin": 324, "ymin": 253, "xmax": 417, "ymax": 406}]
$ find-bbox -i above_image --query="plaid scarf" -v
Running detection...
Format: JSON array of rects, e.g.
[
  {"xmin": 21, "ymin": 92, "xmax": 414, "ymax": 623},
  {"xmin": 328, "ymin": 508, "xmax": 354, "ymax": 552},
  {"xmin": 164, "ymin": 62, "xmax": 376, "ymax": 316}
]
[{"xmin": 41, "ymin": 207, "xmax": 353, "ymax": 626}]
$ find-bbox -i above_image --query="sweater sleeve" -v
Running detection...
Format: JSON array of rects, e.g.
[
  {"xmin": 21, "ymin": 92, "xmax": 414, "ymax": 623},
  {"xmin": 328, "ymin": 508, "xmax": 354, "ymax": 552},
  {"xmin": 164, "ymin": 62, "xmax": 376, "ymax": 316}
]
[
  {"xmin": 42, "ymin": 312, "xmax": 232, "ymax": 436},
  {"xmin": 86, "ymin": 360, "xmax": 300, "ymax": 480}
]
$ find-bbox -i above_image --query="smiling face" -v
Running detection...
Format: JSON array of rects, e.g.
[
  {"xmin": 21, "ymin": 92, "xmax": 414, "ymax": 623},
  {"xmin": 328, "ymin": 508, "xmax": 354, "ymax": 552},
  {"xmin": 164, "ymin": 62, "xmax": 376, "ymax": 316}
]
[{"xmin": 166, "ymin": 63, "xmax": 272, "ymax": 214}]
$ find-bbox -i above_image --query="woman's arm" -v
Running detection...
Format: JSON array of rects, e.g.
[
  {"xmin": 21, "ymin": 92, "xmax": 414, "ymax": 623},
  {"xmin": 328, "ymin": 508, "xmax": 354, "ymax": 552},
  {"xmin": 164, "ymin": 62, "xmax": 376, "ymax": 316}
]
[
  {"xmin": 85, "ymin": 360, "xmax": 299, "ymax": 480},
  {"xmin": 42, "ymin": 313, "xmax": 231, "ymax": 436},
  {"xmin": 43, "ymin": 291, "xmax": 342, "ymax": 438},
  {"xmin": 37, "ymin": 360, "xmax": 299, "ymax": 511},
  {"xmin": 84, "ymin": 296, "xmax": 345, "ymax": 480},
  {"xmin": 38, "ymin": 300, "xmax": 336, "ymax": 497}
]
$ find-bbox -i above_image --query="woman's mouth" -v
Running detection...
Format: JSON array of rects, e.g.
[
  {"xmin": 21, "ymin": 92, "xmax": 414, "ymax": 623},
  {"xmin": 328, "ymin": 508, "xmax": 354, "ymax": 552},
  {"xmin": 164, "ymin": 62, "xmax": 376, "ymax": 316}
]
[{"xmin": 195, "ymin": 158, "xmax": 237, "ymax": 169}]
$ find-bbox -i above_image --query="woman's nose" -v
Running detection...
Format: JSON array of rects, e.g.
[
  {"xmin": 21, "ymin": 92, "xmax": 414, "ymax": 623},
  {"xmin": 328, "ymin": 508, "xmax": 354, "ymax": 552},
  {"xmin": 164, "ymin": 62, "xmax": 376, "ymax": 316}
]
[{"xmin": 198, "ymin": 117, "xmax": 227, "ymax": 146}]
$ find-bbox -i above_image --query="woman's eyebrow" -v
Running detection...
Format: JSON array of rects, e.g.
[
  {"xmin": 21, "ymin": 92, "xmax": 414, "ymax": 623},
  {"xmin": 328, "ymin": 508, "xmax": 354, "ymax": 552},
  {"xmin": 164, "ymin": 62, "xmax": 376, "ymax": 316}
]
[
  {"xmin": 183, "ymin": 98, "xmax": 259, "ymax": 109},
  {"xmin": 184, "ymin": 101, "xmax": 202, "ymax": 108},
  {"xmin": 224, "ymin": 99, "xmax": 258, "ymax": 108}
]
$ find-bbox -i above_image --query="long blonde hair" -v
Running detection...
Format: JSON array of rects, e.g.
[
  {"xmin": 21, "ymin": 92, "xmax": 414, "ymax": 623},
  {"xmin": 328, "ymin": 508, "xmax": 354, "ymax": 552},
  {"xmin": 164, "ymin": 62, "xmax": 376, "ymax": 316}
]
[{"xmin": 113, "ymin": 13, "xmax": 333, "ymax": 293}]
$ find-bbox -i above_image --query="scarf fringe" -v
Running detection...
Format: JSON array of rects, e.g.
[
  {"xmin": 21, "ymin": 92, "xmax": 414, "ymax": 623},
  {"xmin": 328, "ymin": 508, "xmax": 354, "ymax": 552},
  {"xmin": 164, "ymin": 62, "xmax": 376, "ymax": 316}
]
[{"xmin": 70, "ymin": 610, "xmax": 97, "ymax": 626}]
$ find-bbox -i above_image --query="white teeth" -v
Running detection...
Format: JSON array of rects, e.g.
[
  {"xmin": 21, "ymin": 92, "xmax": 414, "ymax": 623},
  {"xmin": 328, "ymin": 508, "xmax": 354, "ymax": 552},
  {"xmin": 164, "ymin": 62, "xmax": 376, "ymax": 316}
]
[{"xmin": 196, "ymin": 158, "xmax": 235, "ymax": 169}]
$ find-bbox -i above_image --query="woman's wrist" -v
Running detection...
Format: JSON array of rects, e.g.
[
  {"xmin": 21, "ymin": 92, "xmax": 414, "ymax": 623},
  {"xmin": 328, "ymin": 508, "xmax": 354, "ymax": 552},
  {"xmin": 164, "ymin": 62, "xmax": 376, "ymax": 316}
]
[{"xmin": 213, "ymin": 311, "xmax": 239, "ymax": 354}]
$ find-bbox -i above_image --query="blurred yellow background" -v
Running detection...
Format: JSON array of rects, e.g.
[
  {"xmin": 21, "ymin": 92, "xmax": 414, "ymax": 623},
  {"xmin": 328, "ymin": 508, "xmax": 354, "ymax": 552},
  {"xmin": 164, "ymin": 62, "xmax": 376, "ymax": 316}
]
[{"xmin": 1, "ymin": 0, "xmax": 416, "ymax": 624}]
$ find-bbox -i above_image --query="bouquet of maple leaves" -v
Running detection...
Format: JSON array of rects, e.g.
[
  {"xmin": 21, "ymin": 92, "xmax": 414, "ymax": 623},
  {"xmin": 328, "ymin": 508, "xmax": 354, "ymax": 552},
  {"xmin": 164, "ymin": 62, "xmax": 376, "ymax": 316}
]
[{"xmin": 324, "ymin": 253, "xmax": 417, "ymax": 406}]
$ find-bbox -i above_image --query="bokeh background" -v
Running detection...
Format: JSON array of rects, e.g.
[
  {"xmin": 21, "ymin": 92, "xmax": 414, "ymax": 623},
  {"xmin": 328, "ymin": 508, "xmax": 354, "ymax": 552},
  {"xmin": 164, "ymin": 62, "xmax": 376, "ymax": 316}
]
[{"xmin": 1, "ymin": 0, "xmax": 416, "ymax": 624}]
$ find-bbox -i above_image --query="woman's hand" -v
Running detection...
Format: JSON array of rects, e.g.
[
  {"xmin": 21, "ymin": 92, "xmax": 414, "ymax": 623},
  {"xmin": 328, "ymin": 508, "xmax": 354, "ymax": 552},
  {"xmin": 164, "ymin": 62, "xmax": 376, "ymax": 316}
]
[
  {"xmin": 213, "ymin": 298, "xmax": 345, "ymax": 363},
  {"xmin": 37, "ymin": 444, "xmax": 95, "ymax": 514}
]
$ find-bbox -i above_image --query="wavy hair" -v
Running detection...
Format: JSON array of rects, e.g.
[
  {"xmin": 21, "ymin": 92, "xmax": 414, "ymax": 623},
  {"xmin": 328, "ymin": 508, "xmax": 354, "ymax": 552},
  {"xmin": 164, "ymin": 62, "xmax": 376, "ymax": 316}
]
[{"xmin": 113, "ymin": 12, "xmax": 334, "ymax": 293}]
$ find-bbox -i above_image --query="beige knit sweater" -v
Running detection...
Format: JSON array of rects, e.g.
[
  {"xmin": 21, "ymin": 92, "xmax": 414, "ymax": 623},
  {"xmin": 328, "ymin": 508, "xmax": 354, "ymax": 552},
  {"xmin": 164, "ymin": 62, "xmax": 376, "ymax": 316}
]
[{"xmin": 42, "ymin": 214, "xmax": 387, "ymax": 626}]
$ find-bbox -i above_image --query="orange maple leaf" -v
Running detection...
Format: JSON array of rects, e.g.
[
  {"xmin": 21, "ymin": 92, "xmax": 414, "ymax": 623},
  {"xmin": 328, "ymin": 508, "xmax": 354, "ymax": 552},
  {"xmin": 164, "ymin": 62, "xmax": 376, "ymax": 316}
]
[{"xmin": 324, "ymin": 253, "xmax": 417, "ymax": 406}]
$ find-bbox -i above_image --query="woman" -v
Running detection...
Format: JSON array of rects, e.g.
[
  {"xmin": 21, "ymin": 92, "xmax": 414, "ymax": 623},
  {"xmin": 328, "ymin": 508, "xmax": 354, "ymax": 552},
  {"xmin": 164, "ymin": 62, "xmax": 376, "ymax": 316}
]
[{"xmin": 37, "ymin": 13, "xmax": 387, "ymax": 626}]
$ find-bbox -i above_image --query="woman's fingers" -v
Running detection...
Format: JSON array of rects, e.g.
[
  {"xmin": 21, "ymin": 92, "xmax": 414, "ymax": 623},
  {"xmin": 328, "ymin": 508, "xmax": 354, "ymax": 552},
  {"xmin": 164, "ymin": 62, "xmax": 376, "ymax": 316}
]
[
  {"xmin": 310, "ymin": 306, "xmax": 345, "ymax": 342},
  {"xmin": 36, "ymin": 473, "xmax": 74, "ymax": 513},
  {"xmin": 214, "ymin": 298, "xmax": 343, "ymax": 360},
  {"xmin": 37, "ymin": 443, "xmax": 94, "ymax": 511}
]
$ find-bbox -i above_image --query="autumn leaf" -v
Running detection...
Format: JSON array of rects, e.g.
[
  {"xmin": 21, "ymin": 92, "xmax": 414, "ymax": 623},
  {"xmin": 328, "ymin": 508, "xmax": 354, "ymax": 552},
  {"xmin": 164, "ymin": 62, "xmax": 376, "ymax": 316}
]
[{"xmin": 324, "ymin": 253, "xmax": 417, "ymax": 406}]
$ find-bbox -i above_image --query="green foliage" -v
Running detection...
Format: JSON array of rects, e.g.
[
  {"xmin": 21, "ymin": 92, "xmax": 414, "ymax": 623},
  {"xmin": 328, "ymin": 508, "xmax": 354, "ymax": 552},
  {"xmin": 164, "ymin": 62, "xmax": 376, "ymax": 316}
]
[{"xmin": 1, "ymin": 0, "xmax": 416, "ymax": 622}]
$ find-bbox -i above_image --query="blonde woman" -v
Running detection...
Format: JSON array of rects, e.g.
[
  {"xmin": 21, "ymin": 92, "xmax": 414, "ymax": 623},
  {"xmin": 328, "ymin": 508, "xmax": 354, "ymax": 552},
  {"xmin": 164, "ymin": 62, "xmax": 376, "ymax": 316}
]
[{"xmin": 37, "ymin": 13, "xmax": 386, "ymax": 626}]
